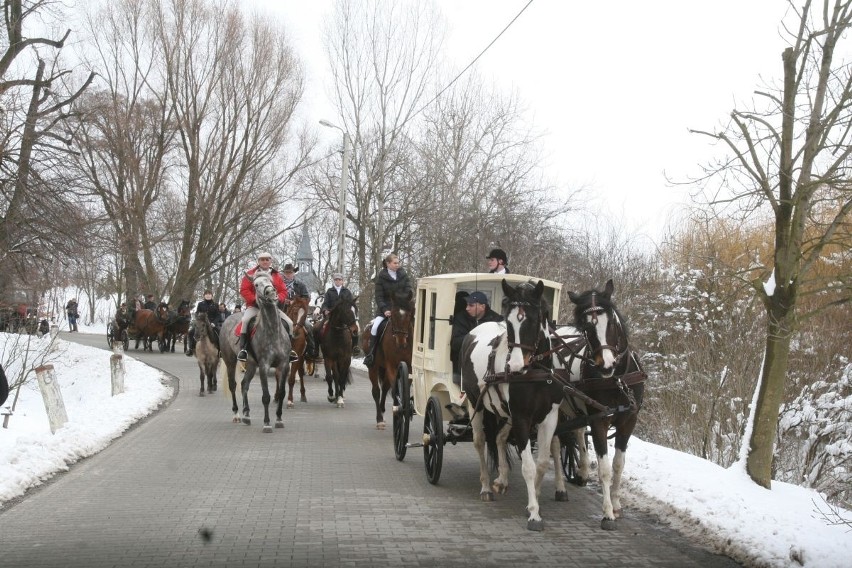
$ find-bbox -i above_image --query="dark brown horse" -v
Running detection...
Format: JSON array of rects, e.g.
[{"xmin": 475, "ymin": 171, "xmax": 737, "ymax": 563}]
[
  {"xmin": 361, "ymin": 290, "xmax": 414, "ymax": 429},
  {"xmin": 320, "ymin": 295, "xmax": 358, "ymax": 408},
  {"xmin": 128, "ymin": 303, "xmax": 170, "ymax": 352},
  {"xmin": 280, "ymin": 295, "xmax": 311, "ymax": 407},
  {"xmin": 164, "ymin": 300, "xmax": 191, "ymax": 353}
]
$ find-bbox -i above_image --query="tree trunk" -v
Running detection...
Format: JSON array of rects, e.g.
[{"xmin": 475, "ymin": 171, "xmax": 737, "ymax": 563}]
[{"xmin": 746, "ymin": 295, "xmax": 795, "ymax": 488}]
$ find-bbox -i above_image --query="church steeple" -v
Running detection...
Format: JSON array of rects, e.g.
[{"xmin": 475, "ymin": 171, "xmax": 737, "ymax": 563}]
[{"xmin": 294, "ymin": 226, "xmax": 320, "ymax": 293}]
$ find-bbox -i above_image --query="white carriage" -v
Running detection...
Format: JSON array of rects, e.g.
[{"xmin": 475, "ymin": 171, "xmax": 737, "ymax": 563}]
[{"xmin": 393, "ymin": 272, "xmax": 562, "ymax": 483}]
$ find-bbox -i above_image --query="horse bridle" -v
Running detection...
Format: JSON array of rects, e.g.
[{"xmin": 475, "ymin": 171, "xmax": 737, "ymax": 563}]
[
  {"xmin": 504, "ymin": 299, "xmax": 540, "ymax": 354},
  {"xmin": 582, "ymin": 292, "xmax": 627, "ymax": 364}
]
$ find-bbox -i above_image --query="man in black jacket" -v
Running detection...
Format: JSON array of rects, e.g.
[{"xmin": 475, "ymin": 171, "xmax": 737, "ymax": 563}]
[
  {"xmin": 281, "ymin": 263, "xmax": 318, "ymax": 359},
  {"xmin": 450, "ymin": 291, "xmax": 503, "ymax": 385},
  {"xmin": 186, "ymin": 290, "xmax": 219, "ymax": 356}
]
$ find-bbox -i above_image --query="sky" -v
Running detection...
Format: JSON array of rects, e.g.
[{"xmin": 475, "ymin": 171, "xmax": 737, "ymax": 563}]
[
  {"xmin": 251, "ymin": 0, "xmax": 792, "ymax": 243},
  {"xmin": 2, "ymin": 318, "xmax": 851, "ymax": 567}
]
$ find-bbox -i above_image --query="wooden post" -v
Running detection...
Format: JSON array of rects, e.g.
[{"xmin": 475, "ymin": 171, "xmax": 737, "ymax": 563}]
[
  {"xmin": 110, "ymin": 354, "xmax": 125, "ymax": 396},
  {"xmin": 36, "ymin": 364, "xmax": 68, "ymax": 434}
]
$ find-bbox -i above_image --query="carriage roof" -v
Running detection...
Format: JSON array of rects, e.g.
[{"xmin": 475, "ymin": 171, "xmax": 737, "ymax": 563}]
[{"xmin": 410, "ymin": 272, "xmax": 562, "ymax": 414}]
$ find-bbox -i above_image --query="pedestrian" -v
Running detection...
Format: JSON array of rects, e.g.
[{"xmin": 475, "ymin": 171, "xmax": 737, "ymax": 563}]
[{"xmin": 65, "ymin": 298, "xmax": 79, "ymax": 332}]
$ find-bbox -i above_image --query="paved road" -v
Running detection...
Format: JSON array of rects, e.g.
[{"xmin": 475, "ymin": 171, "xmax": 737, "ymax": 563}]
[{"xmin": 0, "ymin": 332, "xmax": 740, "ymax": 568}]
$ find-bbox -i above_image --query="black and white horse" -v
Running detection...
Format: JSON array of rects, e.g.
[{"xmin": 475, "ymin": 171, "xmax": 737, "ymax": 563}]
[
  {"xmin": 460, "ymin": 279, "xmax": 568, "ymax": 531},
  {"xmin": 549, "ymin": 279, "xmax": 645, "ymax": 530}
]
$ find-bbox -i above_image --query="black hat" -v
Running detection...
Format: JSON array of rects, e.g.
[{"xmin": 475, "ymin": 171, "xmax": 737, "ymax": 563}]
[
  {"xmin": 486, "ymin": 248, "xmax": 507, "ymax": 263},
  {"xmin": 282, "ymin": 263, "xmax": 299, "ymax": 273}
]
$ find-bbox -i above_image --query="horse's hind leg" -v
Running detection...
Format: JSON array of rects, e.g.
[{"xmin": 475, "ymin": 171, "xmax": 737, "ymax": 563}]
[
  {"xmin": 227, "ymin": 364, "xmax": 240, "ymax": 423},
  {"xmin": 470, "ymin": 410, "xmax": 494, "ymax": 502},
  {"xmin": 198, "ymin": 368, "xmax": 205, "ymax": 396},
  {"xmin": 491, "ymin": 420, "xmax": 512, "ymax": 495},
  {"xmin": 370, "ymin": 370, "xmax": 385, "ymax": 428},
  {"xmin": 274, "ymin": 367, "xmax": 285, "ymax": 429},
  {"xmin": 258, "ymin": 368, "xmax": 272, "ymax": 433},
  {"xmin": 298, "ymin": 365, "xmax": 306, "ymax": 403},
  {"xmin": 549, "ymin": 435, "xmax": 568, "ymax": 502}
]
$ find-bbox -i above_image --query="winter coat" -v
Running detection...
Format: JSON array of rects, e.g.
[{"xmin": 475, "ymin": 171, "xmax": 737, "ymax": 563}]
[
  {"xmin": 323, "ymin": 286, "xmax": 354, "ymax": 312},
  {"xmin": 65, "ymin": 300, "xmax": 79, "ymax": 317},
  {"xmin": 374, "ymin": 267, "xmax": 413, "ymax": 316},
  {"xmin": 283, "ymin": 277, "xmax": 310, "ymax": 303},
  {"xmin": 240, "ymin": 266, "xmax": 287, "ymax": 308},
  {"xmin": 450, "ymin": 307, "xmax": 503, "ymax": 368},
  {"xmin": 195, "ymin": 298, "xmax": 219, "ymax": 322}
]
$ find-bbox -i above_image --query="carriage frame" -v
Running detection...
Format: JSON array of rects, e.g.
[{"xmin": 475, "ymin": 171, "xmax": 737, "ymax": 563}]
[{"xmin": 394, "ymin": 273, "xmax": 568, "ymax": 483}]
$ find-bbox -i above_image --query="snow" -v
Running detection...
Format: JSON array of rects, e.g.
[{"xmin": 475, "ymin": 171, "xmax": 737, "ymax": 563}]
[{"xmin": 1, "ymin": 327, "xmax": 850, "ymax": 567}]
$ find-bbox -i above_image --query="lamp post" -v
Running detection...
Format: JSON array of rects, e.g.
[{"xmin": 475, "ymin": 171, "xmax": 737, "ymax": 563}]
[{"xmin": 319, "ymin": 119, "xmax": 351, "ymax": 275}]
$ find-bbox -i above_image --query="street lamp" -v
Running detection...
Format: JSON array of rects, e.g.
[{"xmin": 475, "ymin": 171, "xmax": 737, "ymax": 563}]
[{"xmin": 319, "ymin": 119, "xmax": 351, "ymax": 275}]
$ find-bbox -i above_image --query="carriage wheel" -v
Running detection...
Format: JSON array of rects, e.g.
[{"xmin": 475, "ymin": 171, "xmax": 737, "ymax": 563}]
[
  {"xmin": 392, "ymin": 362, "xmax": 410, "ymax": 461},
  {"xmin": 423, "ymin": 395, "xmax": 444, "ymax": 485},
  {"xmin": 559, "ymin": 428, "xmax": 585, "ymax": 483}
]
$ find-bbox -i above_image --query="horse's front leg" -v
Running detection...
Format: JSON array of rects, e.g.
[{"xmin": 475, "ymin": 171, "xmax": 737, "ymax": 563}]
[
  {"xmin": 532, "ymin": 407, "xmax": 561, "ymax": 501},
  {"xmin": 491, "ymin": 418, "xmax": 512, "ymax": 495},
  {"xmin": 240, "ymin": 366, "xmax": 255, "ymax": 426},
  {"xmin": 227, "ymin": 365, "xmax": 240, "ymax": 423},
  {"xmin": 298, "ymin": 363, "xmax": 307, "ymax": 403},
  {"xmin": 469, "ymin": 408, "xmax": 494, "ymax": 502},
  {"xmin": 370, "ymin": 369, "xmax": 385, "ymax": 428},
  {"xmin": 517, "ymin": 433, "xmax": 544, "ymax": 531},
  {"xmin": 198, "ymin": 368, "xmax": 206, "ymax": 397},
  {"xmin": 549, "ymin": 435, "xmax": 568, "ymax": 502},
  {"xmin": 257, "ymin": 366, "xmax": 272, "ymax": 433},
  {"xmin": 285, "ymin": 364, "xmax": 296, "ymax": 408},
  {"xmin": 273, "ymin": 366, "xmax": 285, "ymax": 429},
  {"xmin": 590, "ymin": 423, "xmax": 616, "ymax": 530}
]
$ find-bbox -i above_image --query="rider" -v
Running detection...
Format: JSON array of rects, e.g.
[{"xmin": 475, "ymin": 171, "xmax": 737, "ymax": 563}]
[
  {"xmin": 486, "ymin": 248, "xmax": 510, "ymax": 274},
  {"xmin": 281, "ymin": 263, "xmax": 318, "ymax": 360},
  {"xmin": 186, "ymin": 290, "xmax": 219, "ymax": 357},
  {"xmin": 237, "ymin": 252, "xmax": 293, "ymax": 362},
  {"xmin": 363, "ymin": 253, "xmax": 413, "ymax": 368},
  {"xmin": 316, "ymin": 273, "xmax": 354, "ymax": 346},
  {"xmin": 143, "ymin": 294, "xmax": 157, "ymax": 311}
]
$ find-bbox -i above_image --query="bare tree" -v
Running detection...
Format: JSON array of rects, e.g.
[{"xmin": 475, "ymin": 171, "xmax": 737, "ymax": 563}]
[
  {"xmin": 0, "ymin": 0, "xmax": 95, "ymax": 299},
  {"xmin": 690, "ymin": 0, "xmax": 852, "ymax": 487}
]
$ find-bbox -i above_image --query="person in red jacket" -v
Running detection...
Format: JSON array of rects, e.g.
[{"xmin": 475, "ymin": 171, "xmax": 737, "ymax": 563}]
[{"xmin": 237, "ymin": 251, "xmax": 291, "ymax": 361}]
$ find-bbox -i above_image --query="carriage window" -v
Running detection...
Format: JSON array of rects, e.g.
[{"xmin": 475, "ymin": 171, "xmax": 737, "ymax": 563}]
[
  {"xmin": 417, "ymin": 288, "xmax": 426, "ymax": 346},
  {"xmin": 428, "ymin": 291, "xmax": 436, "ymax": 350}
]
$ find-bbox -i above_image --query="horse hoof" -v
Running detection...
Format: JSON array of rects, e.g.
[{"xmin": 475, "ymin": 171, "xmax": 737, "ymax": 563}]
[
  {"xmin": 492, "ymin": 482, "xmax": 508, "ymax": 495},
  {"xmin": 287, "ymin": 401, "xmax": 294, "ymax": 408},
  {"xmin": 327, "ymin": 396, "xmax": 335, "ymax": 403},
  {"xmin": 600, "ymin": 517, "xmax": 617, "ymax": 531},
  {"xmin": 376, "ymin": 422, "xmax": 386, "ymax": 430},
  {"xmin": 336, "ymin": 401, "xmax": 344, "ymax": 408},
  {"xmin": 242, "ymin": 417, "xmax": 251, "ymax": 425},
  {"xmin": 555, "ymin": 491, "xmax": 568, "ymax": 502},
  {"xmin": 262, "ymin": 425, "xmax": 272, "ymax": 433},
  {"xmin": 275, "ymin": 421, "xmax": 284, "ymax": 429},
  {"xmin": 480, "ymin": 492, "xmax": 494, "ymax": 502},
  {"xmin": 527, "ymin": 519, "xmax": 544, "ymax": 532},
  {"xmin": 300, "ymin": 395, "xmax": 307, "ymax": 403},
  {"xmin": 232, "ymin": 417, "xmax": 240, "ymax": 424}
]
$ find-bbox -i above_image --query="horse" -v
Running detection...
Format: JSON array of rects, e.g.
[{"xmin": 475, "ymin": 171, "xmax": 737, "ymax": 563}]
[
  {"xmin": 164, "ymin": 300, "xmax": 192, "ymax": 353},
  {"xmin": 361, "ymin": 290, "xmax": 414, "ymax": 429},
  {"xmin": 128, "ymin": 303, "xmax": 170, "ymax": 352},
  {"xmin": 320, "ymin": 295, "xmax": 358, "ymax": 408},
  {"xmin": 547, "ymin": 279, "xmax": 645, "ymax": 530},
  {"xmin": 192, "ymin": 312, "xmax": 219, "ymax": 396},
  {"xmin": 460, "ymin": 279, "xmax": 570, "ymax": 531},
  {"xmin": 219, "ymin": 269, "xmax": 291, "ymax": 432},
  {"xmin": 280, "ymin": 295, "xmax": 311, "ymax": 407}
]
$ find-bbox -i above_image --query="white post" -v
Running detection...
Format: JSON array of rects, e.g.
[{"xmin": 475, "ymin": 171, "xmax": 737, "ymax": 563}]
[
  {"xmin": 36, "ymin": 364, "xmax": 68, "ymax": 434},
  {"xmin": 110, "ymin": 354, "xmax": 125, "ymax": 396}
]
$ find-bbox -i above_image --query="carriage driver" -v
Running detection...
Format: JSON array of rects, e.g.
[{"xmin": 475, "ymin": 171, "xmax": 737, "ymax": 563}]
[
  {"xmin": 363, "ymin": 253, "xmax": 413, "ymax": 368},
  {"xmin": 237, "ymin": 252, "xmax": 295, "ymax": 362},
  {"xmin": 186, "ymin": 290, "xmax": 219, "ymax": 357},
  {"xmin": 450, "ymin": 291, "xmax": 503, "ymax": 385}
]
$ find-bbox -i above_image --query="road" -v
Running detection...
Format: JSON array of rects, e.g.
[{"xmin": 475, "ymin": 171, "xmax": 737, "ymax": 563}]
[{"xmin": 0, "ymin": 332, "xmax": 740, "ymax": 567}]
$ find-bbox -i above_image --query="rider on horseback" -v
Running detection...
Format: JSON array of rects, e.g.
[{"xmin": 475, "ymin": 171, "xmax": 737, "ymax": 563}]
[
  {"xmin": 237, "ymin": 252, "xmax": 294, "ymax": 362},
  {"xmin": 281, "ymin": 263, "xmax": 318, "ymax": 360},
  {"xmin": 363, "ymin": 253, "xmax": 413, "ymax": 368},
  {"xmin": 186, "ymin": 290, "xmax": 219, "ymax": 357}
]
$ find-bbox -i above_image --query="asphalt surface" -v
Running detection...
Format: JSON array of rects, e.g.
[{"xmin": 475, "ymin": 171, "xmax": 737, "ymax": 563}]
[{"xmin": 0, "ymin": 332, "xmax": 741, "ymax": 567}]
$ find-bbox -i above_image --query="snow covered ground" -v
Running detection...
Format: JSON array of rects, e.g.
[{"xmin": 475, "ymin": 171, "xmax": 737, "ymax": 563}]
[{"xmin": 0, "ymin": 324, "xmax": 850, "ymax": 567}]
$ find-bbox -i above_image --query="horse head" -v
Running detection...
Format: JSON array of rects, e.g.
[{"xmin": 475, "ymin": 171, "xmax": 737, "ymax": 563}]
[
  {"xmin": 250, "ymin": 269, "xmax": 278, "ymax": 306},
  {"xmin": 501, "ymin": 279, "xmax": 546, "ymax": 366},
  {"xmin": 194, "ymin": 312, "xmax": 210, "ymax": 341},
  {"xmin": 178, "ymin": 300, "xmax": 192, "ymax": 317},
  {"xmin": 388, "ymin": 290, "xmax": 414, "ymax": 350},
  {"xmin": 568, "ymin": 279, "xmax": 628, "ymax": 378},
  {"xmin": 287, "ymin": 296, "xmax": 310, "ymax": 328},
  {"xmin": 155, "ymin": 303, "xmax": 170, "ymax": 322}
]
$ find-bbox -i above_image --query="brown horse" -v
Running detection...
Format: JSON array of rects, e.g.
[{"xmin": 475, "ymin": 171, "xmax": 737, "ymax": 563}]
[
  {"xmin": 280, "ymin": 295, "xmax": 311, "ymax": 407},
  {"xmin": 320, "ymin": 295, "xmax": 358, "ymax": 408},
  {"xmin": 164, "ymin": 300, "xmax": 191, "ymax": 353},
  {"xmin": 361, "ymin": 290, "xmax": 414, "ymax": 429},
  {"xmin": 128, "ymin": 303, "xmax": 170, "ymax": 352}
]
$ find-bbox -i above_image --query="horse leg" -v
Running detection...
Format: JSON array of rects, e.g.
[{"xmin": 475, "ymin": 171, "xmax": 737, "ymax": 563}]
[
  {"xmin": 227, "ymin": 363, "xmax": 240, "ymax": 423},
  {"xmin": 370, "ymin": 369, "xmax": 385, "ymax": 428},
  {"xmin": 549, "ymin": 435, "xmax": 569, "ymax": 502},
  {"xmin": 590, "ymin": 422, "xmax": 616, "ymax": 530},
  {"xmin": 491, "ymin": 419, "xmax": 512, "ymax": 495},
  {"xmin": 324, "ymin": 358, "xmax": 335, "ymax": 403},
  {"xmin": 470, "ymin": 408, "xmax": 494, "ymax": 502},
  {"xmin": 258, "ymin": 366, "xmax": 272, "ymax": 433},
  {"xmin": 298, "ymin": 363, "xmax": 306, "ymax": 403},
  {"xmin": 240, "ymin": 366, "xmax": 255, "ymax": 426},
  {"xmin": 286, "ymin": 364, "xmax": 296, "ymax": 408},
  {"xmin": 198, "ymin": 367, "xmax": 205, "ymax": 396},
  {"xmin": 274, "ymin": 366, "xmax": 285, "ymax": 429},
  {"xmin": 533, "ymin": 407, "xmax": 561, "ymax": 501},
  {"xmin": 516, "ymin": 429, "xmax": 545, "ymax": 531}
]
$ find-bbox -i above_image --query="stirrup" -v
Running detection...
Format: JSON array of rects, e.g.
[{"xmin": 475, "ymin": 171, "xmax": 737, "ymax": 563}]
[
  {"xmin": 237, "ymin": 349, "xmax": 248, "ymax": 361},
  {"xmin": 289, "ymin": 350, "xmax": 298, "ymax": 362}
]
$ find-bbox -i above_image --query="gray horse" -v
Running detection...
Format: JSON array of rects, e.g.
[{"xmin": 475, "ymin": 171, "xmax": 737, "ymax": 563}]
[
  {"xmin": 193, "ymin": 312, "xmax": 219, "ymax": 396},
  {"xmin": 219, "ymin": 269, "xmax": 291, "ymax": 432}
]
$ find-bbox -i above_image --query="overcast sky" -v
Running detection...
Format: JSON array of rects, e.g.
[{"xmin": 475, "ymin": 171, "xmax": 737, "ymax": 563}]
[{"xmin": 253, "ymin": 0, "xmax": 791, "ymax": 242}]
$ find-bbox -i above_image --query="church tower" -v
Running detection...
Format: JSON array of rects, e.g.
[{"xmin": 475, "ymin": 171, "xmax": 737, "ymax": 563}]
[{"xmin": 294, "ymin": 226, "xmax": 320, "ymax": 293}]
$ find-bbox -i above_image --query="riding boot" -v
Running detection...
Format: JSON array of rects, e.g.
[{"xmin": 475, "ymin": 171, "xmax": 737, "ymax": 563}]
[
  {"xmin": 185, "ymin": 332, "xmax": 195, "ymax": 357},
  {"xmin": 363, "ymin": 334, "xmax": 377, "ymax": 368},
  {"xmin": 237, "ymin": 331, "xmax": 249, "ymax": 361}
]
